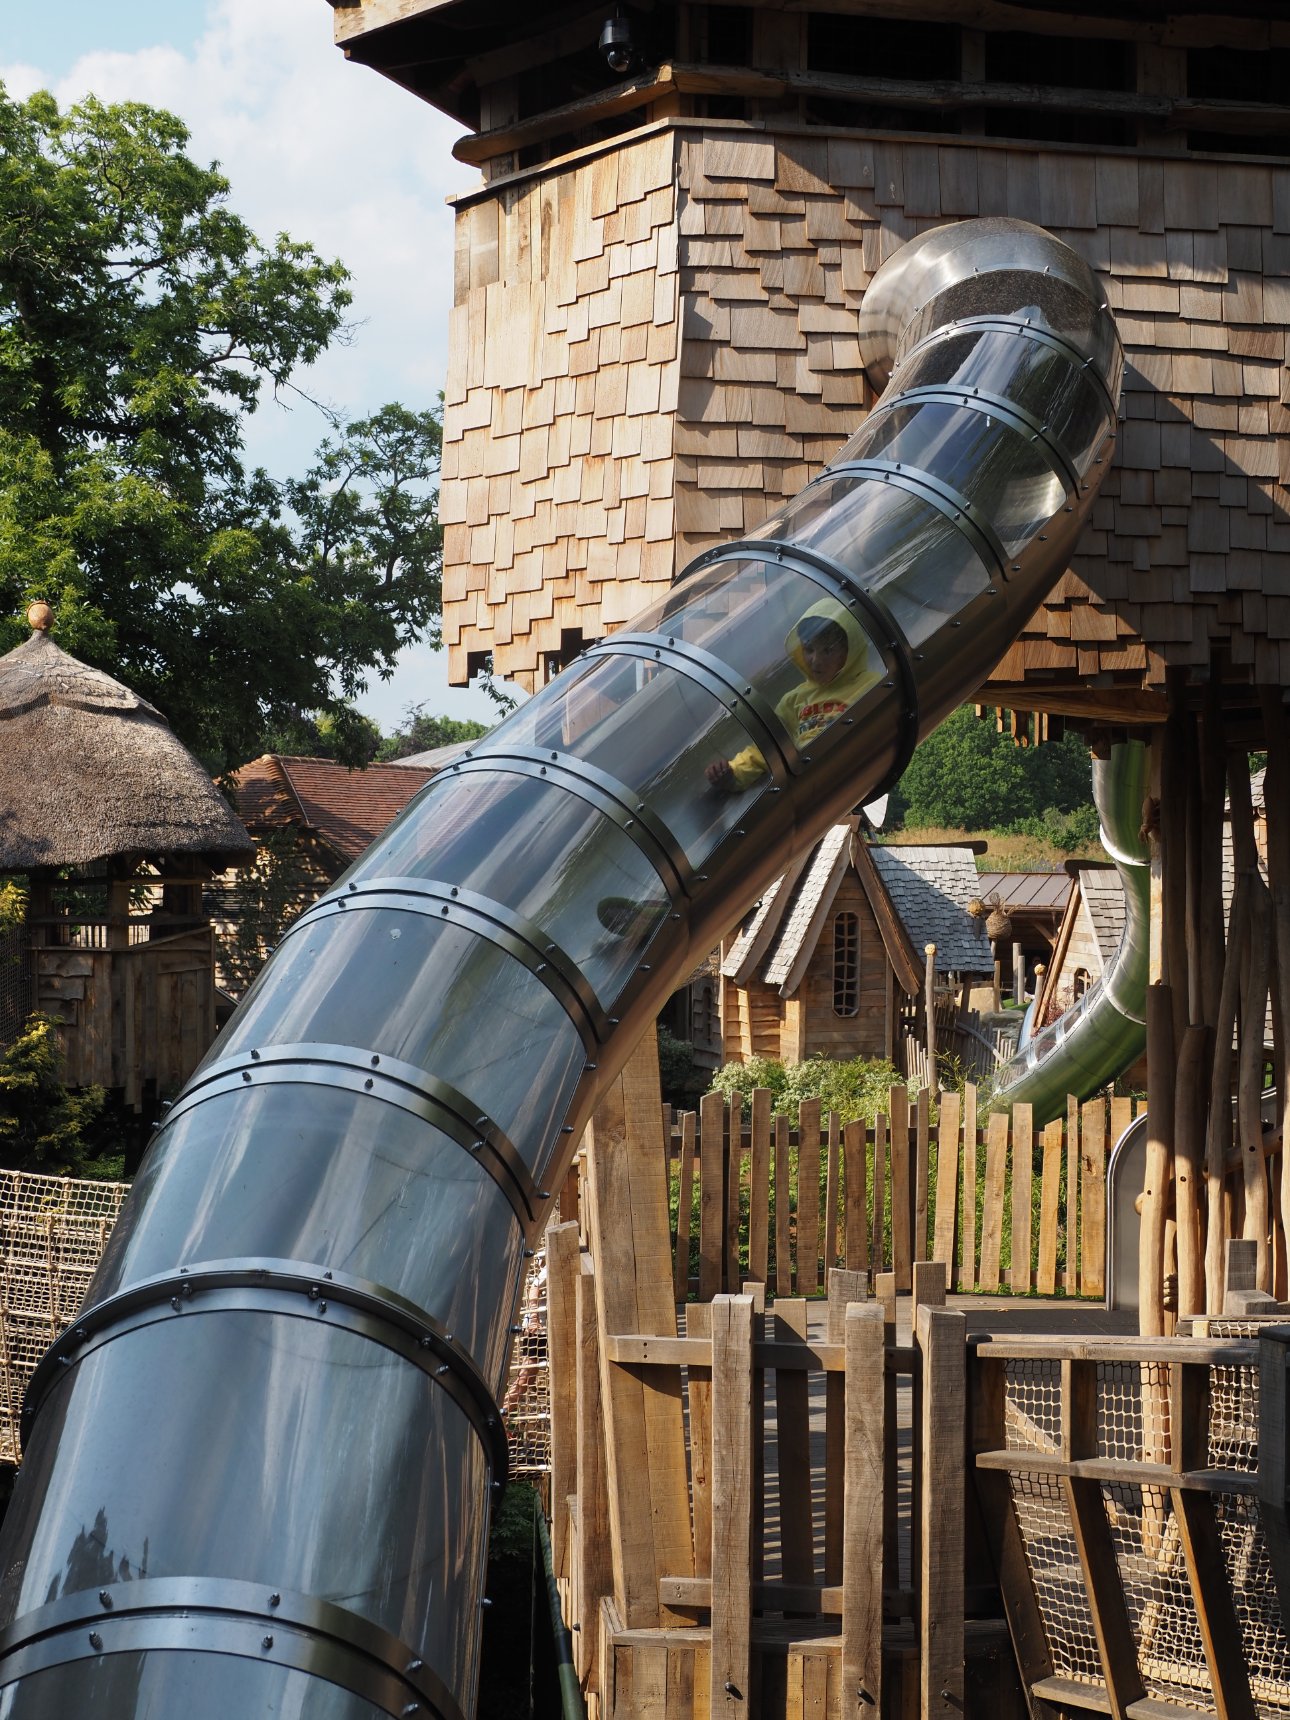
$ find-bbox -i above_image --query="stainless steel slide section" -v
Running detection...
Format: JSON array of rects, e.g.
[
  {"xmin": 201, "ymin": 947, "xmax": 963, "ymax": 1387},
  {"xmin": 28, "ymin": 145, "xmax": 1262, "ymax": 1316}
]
[
  {"xmin": 991, "ymin": 738, "xmax": 1151, "ymax": 1125},
  {"xmin": 0, "ymin": 217, "xmax": 1120, "ymax": 1719}
]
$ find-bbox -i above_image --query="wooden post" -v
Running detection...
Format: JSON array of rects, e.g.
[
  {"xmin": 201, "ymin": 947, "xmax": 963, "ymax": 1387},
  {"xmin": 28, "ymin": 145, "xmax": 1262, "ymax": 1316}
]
[
  {"xmin": 1080, "ymin": 1098, "xmax": 1107, "ymax": 1300},
  {"xmin": 1011, "ymin": 1102, "xmax": 1033, "ymax": 1294},
  {"xmin": 584, "ymin": 1030, "xmax": 694, "ymax": 1627},
  {"xmin": 914, "ymin": 1087, "xmax": 930, "ymax": 1265},
  {"xmin": 699, "ymin": 1097, "xmax": 724, "ymax": 1301},
  {"xmin": 1139, "ymin": 984, "xmax": 1175, "ymax": 1336},
  {"xmin": 674, "ymin": 1109, "xmax": 696, "ymax": 1304},
  {"xmin": 1261, "ymin": 691, "xmax": 1290, "ymax": 1309},
  {"xmin": 978, "ymin": 1110, "xmax": 1009, "ymax": 1293},
  {"xmin": 1258, "ymin": 1327, "xmax": 1290, "ymax": 1637},
  {"xmin": 933, "ymin": 1088, "xmax": 960, "ymax": 1271},
  {"xmin": 842, "ymin": 1303, "xmax": 886, "ymax": 1719},
  {"xmin": 1231, "ymin": 760, "xmax": 1272, "ymax": 1289},
  {"xmin": 749, "ymin": 1088, "xmax": 771, "ymax": 1286},
  {"xmin": 961, "ymin": 1083, "xmax": 978, "ymax": 1293},
  {"xmin": 774, "ymin": 1111, "xmax": 792, "ymax": 1296},
  {"xmin": 1207, "ymin": 885, "xmax": 1246, "ymax": 1312},
  {"xmin": 890, "ymin": 1085, "xmax": 912, "ymax": 1292},
  {"xmin": 797, "ymin": 1098, "xmax": 822, "ymax": 1295},
  {"xmin": 575, "ymin": 1253, "xmax": 612, "ymax": 1694},
  {"xmin": 918, "ymin": 1305, "xmax": 966, "ymax": 1720},
  {"xmin": 1174, "ymin": 1024, "xmax": 1210, "ymax": 1317},
  {"xmin": 710, "ymin": 1293, "xmax": 755, "ymax": 1716},
  {"xmin": 924, "ymin": 943, "xmax": 937, "ymax": 1081},
  {"xmin": 1012, "ymin": 940, "xmax": 1025, "ymax": 1007},
  {"xmin": 545, "ymin": 1221, "xmax": 581, "ymax": 1575}
]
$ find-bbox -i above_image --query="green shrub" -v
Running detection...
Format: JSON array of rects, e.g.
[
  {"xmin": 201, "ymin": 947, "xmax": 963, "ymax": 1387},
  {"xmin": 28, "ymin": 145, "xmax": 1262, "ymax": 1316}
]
[
  {"xmin": 708, "ymin": 1053, "xmax": 908, "ymax": 1125},
  {"xmin": 0, "ymin": 1013, "xmax": 110, "ymax": 1176}
]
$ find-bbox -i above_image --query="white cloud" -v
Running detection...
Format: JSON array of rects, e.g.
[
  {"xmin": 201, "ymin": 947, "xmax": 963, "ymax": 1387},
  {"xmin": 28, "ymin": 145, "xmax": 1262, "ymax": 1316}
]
[{"xmin": 2, "ymin": 0, "xmax": 504, "ymax": 730}]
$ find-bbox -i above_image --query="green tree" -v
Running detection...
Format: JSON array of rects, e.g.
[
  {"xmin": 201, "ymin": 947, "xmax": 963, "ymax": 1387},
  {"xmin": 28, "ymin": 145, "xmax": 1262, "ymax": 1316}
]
[
  {"xmin": 0, "ymin": 86, "xmax": 443, "ymax": 772},
  {"xmin": 894, "ymin": 706, "xmax": 1032, "ymax": 829},
  {"xmin": 377, "ymin": 705, "xmax": 491, "ymax": 761},
  {"xmin": 0, "ymin": 1013, "xmax": 106, "ymax": 1175},
  {"xmin": 264, "ymin": 707, "xmax": 385, "ymax": 766}
]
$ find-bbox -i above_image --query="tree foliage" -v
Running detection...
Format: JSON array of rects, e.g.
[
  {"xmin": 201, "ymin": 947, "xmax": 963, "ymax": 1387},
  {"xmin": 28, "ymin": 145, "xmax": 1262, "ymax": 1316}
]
[
  {"xmin": 377, "ymin": 705, "xmax": 491, "ymax": 762},
  {"xmin": 891, "ymin": 707, "xmax": 1094, "ymax": 839},
  {"xmin": 0, "ymin": 1013, "xmax": 107, "ymax": 1175},
  {"xmin": 0, "ymin": 85, "xmax": 443, "ymax": 772}
]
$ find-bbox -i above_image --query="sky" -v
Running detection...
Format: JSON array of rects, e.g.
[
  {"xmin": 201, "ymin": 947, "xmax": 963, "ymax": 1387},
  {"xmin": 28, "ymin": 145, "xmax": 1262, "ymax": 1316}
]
[{"xmin": 1, "ymin": 0, "xmax": 506, "ymax": 732}]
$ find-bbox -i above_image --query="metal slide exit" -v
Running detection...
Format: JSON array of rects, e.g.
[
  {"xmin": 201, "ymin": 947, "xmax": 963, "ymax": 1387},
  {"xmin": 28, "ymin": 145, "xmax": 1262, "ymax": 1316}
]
[{"xmin": 0, "ymin": 218, "xmax": 1122, "ymax": 1719}]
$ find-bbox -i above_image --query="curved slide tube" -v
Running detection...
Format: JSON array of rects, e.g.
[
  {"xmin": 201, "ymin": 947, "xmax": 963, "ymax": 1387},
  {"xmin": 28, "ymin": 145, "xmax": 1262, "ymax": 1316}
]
[
  {"xmin": 990, "ymin": 736, "xmax": 1150, "ymax": 1125},
  {"xmin": 0, "ymin": 218, "xmax": 1121, "ymax": 1719}
]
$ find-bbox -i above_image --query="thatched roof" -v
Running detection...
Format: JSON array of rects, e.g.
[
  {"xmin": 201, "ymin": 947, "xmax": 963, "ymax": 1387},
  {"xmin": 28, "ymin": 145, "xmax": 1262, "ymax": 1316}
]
[{"xmin": 0, "ymin": 628, "xmax": 253, "ymax": 871}]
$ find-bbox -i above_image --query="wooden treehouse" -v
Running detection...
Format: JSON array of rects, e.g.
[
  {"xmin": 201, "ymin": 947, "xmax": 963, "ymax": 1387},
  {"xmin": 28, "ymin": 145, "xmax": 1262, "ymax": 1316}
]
[
  {"xmin": 327, "ymin": 0, "xmax": 1290, "ymax": 1712},
  {"xmin": 0, "ymin": 608, "xmax": 253, "ymax": 1108}
]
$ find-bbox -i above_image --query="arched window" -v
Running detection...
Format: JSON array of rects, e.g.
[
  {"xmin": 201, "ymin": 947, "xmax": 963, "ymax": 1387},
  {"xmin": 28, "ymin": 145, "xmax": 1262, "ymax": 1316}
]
[
  {"xmin": 1073, "ymin": 967, "xmax": 1091, "ymax": 1000},
  {"xmin": 833, "ymin": 911, "xmax": 859, "ymax": 1017}
]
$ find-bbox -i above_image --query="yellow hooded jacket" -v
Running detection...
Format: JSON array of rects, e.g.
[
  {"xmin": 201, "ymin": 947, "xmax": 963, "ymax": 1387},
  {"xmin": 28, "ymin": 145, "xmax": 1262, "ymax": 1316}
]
[{"xmin": 725, "ymin": 598, "xmax": 881, "ymax": 790}]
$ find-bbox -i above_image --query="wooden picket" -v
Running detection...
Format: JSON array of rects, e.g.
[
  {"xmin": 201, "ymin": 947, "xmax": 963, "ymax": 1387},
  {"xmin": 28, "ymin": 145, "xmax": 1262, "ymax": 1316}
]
[{"xmin": 660, "ymin": 1084, "xmax": 1137, "ymax": 1301}]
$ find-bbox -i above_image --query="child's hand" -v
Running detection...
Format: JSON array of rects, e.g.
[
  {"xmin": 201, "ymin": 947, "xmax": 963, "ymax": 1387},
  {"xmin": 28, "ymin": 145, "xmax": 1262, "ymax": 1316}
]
[{"xmin": 705, "ymin": 758, "xmax": 736, "ymax": 791}]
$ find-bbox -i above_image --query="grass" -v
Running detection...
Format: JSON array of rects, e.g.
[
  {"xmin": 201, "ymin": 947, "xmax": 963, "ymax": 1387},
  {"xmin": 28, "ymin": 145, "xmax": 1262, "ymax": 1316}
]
[{"xmin": 878, "ymin": 824, "xmax": 1106, "ymax": 871}]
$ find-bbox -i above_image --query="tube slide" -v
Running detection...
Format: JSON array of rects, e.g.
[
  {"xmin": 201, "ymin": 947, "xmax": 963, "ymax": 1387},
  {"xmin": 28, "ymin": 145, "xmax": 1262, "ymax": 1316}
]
[
  {"xmin": 990, "ymin": 737, "xmax": 1150, "ymax": 1125},
  {"xmin": 0, "ymin": 217, "xmax": 1121, "ymax": 1719}
]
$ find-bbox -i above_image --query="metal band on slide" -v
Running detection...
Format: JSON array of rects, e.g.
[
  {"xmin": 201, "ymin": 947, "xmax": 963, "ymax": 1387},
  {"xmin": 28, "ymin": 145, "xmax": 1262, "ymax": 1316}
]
[
  {"xmin": 820, "ymin": 457, "xmax": 1009, "ymax": 582},
  {"xmin": 23, "ymin": 1257, "xmax": 509, "ymax": 1486},
  {"xmin": 295, "ymin": 875, "xmax": 608, "ymax": 1045},
  {"xmin": 898, "ymin": 312, "xmax": 1121, "ymax": 421},
  {"xmin": 448, "ymin": 746, "xmax": 694, "ymax": 898},
  {"xmin": 862, "ymin": 382, "xmax": 1081, "ymax": 494},
  {"xmin": 0, "ymin": 1577, "xmax": 466, "ymax": 1720},
  {"xmin": 158, "ymin": 1044, "xmax": 543, "ymax": 1225},
  {"xmin": 583, "ymin": 633, "xmax": 798, "ymax": 777}
]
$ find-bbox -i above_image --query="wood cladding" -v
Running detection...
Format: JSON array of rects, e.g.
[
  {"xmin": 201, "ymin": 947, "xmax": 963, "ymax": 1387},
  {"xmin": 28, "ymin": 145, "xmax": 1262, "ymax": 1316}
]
[{"xmin": 441, "ymin": 122, "xmax": 1290, "ymax": 698}]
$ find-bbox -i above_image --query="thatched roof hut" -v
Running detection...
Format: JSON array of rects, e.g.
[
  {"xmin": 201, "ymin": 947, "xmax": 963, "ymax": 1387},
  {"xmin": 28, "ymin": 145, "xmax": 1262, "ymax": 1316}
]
[{"xmin": 0, "ymin": 619, "xmax": 252, "ymax": 872}]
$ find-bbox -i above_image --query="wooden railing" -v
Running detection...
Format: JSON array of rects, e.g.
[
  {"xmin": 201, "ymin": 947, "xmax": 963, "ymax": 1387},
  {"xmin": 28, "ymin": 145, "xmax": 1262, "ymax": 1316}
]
[
  {"xmin": 972, "ymin": 1324, "xmax": 1290, "ymax": 1720},
  {"xmin": 661, "ymin": 1086, "xmax": 1143, "ymax": 1305}
]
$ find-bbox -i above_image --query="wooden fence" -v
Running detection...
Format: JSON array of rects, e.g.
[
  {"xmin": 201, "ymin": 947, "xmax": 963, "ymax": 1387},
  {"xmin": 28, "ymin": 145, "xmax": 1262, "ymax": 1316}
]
[{"xmin": 663, "ymin": 1086, "xmax": 1144, "ymax": 1306}]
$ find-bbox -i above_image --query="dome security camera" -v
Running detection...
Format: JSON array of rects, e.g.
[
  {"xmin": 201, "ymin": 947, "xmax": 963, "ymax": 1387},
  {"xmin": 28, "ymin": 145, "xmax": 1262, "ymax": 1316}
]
[{"xmin": 599, "ymin": 14, "xmax": 635, "ymax": 75}]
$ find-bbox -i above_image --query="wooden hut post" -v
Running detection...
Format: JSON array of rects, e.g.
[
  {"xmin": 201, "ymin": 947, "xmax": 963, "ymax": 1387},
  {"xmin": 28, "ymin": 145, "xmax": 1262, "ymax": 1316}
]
[
  {"xmin": 923, "ymin": 943, "xmax": 936, "ymax": 1082},
  {"xmin": 1139, "ymin": 983, "xmax": 1175, "ymax": 1337},
  {"xmin": 1261, "ymin": 690, "xmax": 1290, "ymax": 1296}
]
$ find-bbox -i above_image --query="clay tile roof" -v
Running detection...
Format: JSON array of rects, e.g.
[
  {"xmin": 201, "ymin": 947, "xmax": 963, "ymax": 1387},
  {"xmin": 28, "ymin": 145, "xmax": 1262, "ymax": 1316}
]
[
  {"xmin": 0, "ymin": 630, "xmax": 252, "ymax": 871},
  {"xmin": 228, "ymin": 756, "xmax": 435, "ymax": 864},
  {"xmin": 867, "ymin": 845, "xmax": 993, "ymax": 974}
]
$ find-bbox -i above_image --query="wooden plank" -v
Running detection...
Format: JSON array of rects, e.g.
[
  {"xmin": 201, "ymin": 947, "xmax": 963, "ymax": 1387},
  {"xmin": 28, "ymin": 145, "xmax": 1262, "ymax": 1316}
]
[
  {"xmin": 710, "ymin": 1294, "xmax": 755, "ymax": 1716},
  {"xmin": 1140, "ymin": 985, "xmax": 1175, "ymax": 1335},
  {"xmin": 1258, "ymin": 1330, "xmax": 1290, "ymax": 1637},
  {"xmin": 1011, "ymin": 1103, "xmax": 1034, "ymax": 1294},
  {"xmin": 687, "ymin": 1302, "xmax": 714, "ymax": 1582},
  {"xmin": 871, "ymin": 1113, "xmax": 887, "ymax": 1274},
  {"xmin": 576, "ymin": 1254, "xmax": 613, "ymax": 1694},
  {"xmin": 824, "ymin": 1111, "xmax": 841, "ymax": 1277},
  {"xmin": 699, "ymin": 1098, "xmax": 724, "ymax": 1302},
  {"xmin": 797, "ymin": 1099, "xmax": 822, "ymax": 1296},
  {"xmin": 978, "ymin": 1111, "xmax": 1009, "ymax": 1294},
  {"xmin": 1081, "ymin": 1100, "xmax": 1107, "ymax": 1299},
  {"xmin": 933, "ymin": 1089, "xmax": 960, "ymax": 1271},
  {"xmin": 1065, "ymin": 1093, "xmax": 1081, "ymax": 1297},
  {"xmin": 961, "ymin": 1084, "xmax": 978, "ymax": 1292},
  {"xmin": 826, "ymin": 1268, "xmax": 870, "ymax": 1586},
  {"xmin": 919, "ymin": 1306, "xmax": 966, "ymax": 1720},
  {"xmin": 545, "ymin": 1222, "xmax": 581, "ymax": 1576},
  {"xmin": 775, "ymin": 1111, "xmax": 793, "ymax": 1298},
  {"xmin": 1170, "ymin": 1492, "xmax": 1257, "ymax": 1719},
  {"xmin": 1037, "ymin": 1119, "xmax": 1064, "ymax": 1296},
  {"xmin": 842, "ymin": 1304, "xmax": 886, "ymax": 1719},
  {"xmin": 844, "ymin": 1119, "xmax": 868, "ymax": 1272},
  {"xmin": 914, "ymin": 1087, "xmax": 931, "ymax": 1265},
  {"xmin": 773, "ymin": 1298, "xmax": 815, "ymax": 1587},
  {"xmin": 726, "ymin": 1093, "xmax": 742, "ymax": 1296},
  {"xmin": 584, "ymin": 1032, "xmax": 694, "ymax": 1628},
  {"xmin": 749, "ymin": 1089, "xmax": 772, "ymax": 1286},
  {"xmin": 890, "ymin": 1086, "xmax": 912, "ymax": 1292},
  {"xmin": 674, "ymin": 1109, "xmax": 696, "ymax": 1304}
]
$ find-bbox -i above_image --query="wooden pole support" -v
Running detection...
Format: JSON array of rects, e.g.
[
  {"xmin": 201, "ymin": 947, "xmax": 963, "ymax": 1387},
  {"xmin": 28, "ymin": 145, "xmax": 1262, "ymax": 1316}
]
[
  {"xmin": 842, "ymin": 1302, "xmax": 886, "ymax": 1719},
  {"xmin": 710, "ymin": 1293, "xmax": 755, "ymax": 1716},
  {"xmin": 918, "ymin": 1305, "xmax": 966, "ymax": 1720}
]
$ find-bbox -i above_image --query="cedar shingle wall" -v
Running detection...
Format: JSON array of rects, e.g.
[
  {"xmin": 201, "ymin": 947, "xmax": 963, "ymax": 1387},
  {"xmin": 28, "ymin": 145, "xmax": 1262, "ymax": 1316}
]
[{"xmin": 441, "ymin": 123, "xmax": 1290, "ymax": 695}]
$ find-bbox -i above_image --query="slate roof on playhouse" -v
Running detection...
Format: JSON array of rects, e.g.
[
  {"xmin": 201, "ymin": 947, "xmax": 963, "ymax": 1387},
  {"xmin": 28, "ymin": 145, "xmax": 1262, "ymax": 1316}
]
[{"xmin": 723, "ymin": 824, "xmax": 993, "ymax": 997}]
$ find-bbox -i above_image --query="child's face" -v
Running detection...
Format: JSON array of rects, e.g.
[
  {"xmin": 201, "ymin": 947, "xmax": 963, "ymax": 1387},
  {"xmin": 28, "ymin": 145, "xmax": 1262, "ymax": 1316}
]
[{"xmin": 801, "ymin": 633, "xmax": 848, "ymax": 685}]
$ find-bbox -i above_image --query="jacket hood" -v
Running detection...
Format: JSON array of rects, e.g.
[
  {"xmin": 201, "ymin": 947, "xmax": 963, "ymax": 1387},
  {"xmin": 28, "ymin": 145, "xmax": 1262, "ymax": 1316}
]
[{"xmin": 785, "ymin": 598, "xmax": 875, "ymax": 681}]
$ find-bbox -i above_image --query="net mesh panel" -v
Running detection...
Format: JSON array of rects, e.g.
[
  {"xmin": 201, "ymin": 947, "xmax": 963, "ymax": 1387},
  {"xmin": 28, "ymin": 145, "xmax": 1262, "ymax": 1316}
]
[
  {"xmin": 1004, "ymin": 1359, "xmax": 1103, "ymax": 1683},
  {"xmin": 1097, "ymin": 1359, "xmax": 1170, "ymax": 1463},
  {"xmin": 501, "ymin": 1247, "xmax": 551, "ymax": 1479},
  {"xmin": 1105, "ymin": 1477, "xmax": 1212, "ymax": 1710},
  {"xmin": 0, "ymin": 1169, "xmax": 131, "ymax": 1465}
]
